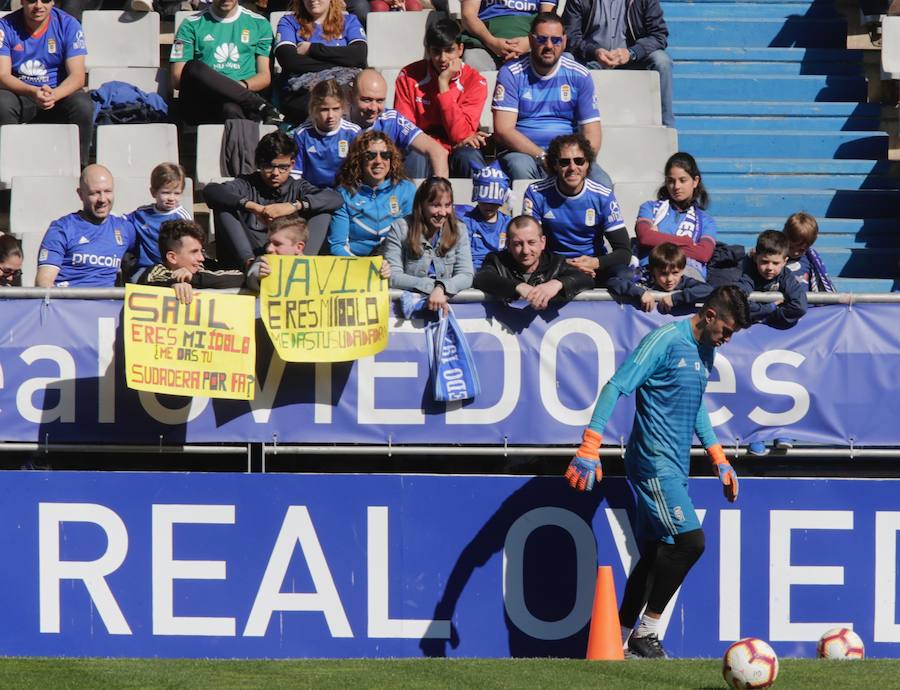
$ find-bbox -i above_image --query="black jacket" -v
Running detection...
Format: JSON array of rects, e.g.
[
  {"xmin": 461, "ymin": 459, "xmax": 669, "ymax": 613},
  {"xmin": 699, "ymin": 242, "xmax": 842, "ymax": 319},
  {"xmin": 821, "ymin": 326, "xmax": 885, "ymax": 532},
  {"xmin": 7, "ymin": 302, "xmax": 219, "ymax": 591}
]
[
  {"xmin": 474, "ymin": 250, "xmax": 595, "ymax": 302},
  {"xmin": 562, "ymin": 0, "xmax": 669, "ymax": 64},
  {"xmin": 137, "ymin": 264, "xmax": 246, "ymax": 290},
  {"xmin": 736, "ymin": 256, "xmax": 808, "ymax": 329}
]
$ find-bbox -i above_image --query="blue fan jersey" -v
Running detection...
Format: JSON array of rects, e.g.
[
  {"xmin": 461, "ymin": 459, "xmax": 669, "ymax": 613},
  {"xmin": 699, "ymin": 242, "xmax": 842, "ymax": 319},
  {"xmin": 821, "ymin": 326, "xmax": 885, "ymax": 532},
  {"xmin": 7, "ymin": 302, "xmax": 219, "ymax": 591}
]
[
  {"xmin": 456, "ymin": 204, "xmax": 510, "ymax": 270},
  {"xmin": 126, "ymin": 205, "xmax": 193, "ymax": 271},
  {"xmin": 479, "ymin": 0, "xmax": 557, "ymax": 20},
  {"xmin": 275, "ymin": 12, "xmax": 366, "ymax": 48},
  {"xmin": 0, "ymin": 8, "xmax": 87, "ymax": 88},
  {"xmin": 291, "ymin": 119, "xmax": 361, "ymax": 187},
  {"xmin": 637, "ymin": 200, "xmax": 718, "ymax": 279},
  {"xmin": 492, "ymin": 55, "xmax": 600, "ymax": 149},
  {"xmin": 523, "ymin": 178, "xmax": 625, "ymax": 258},
  {"xmin": 38, "ymin": 213, "xmax": 135, "ymax": 287},
  {"xmin": 368, "ymin": 109, "xmax": 422, "ymax": 154}
]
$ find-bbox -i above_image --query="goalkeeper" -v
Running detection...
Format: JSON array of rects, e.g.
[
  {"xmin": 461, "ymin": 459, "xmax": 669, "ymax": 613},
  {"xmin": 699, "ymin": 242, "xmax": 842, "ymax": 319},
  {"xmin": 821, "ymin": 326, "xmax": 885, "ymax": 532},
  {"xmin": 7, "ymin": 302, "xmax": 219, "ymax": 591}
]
[{"xmin": 565, "ymin": 285, "xmax": 750, "ymax": 659}]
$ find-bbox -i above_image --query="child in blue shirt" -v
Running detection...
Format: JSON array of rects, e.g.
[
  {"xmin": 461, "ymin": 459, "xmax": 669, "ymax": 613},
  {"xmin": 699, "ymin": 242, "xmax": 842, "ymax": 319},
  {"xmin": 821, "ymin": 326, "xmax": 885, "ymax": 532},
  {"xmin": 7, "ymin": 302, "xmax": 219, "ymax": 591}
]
[
  {"xmin": 291, "ymin": 79, "xmax": 361, "ymax": 188},
  {"xmin": 607, "ymin": 243, "xmax": 713, "ymax": 315},
  {"xmin": 455, "ymin": 163, "xmax": 512, "ymax": 271},
  {"xmin": 783, "ymin": 211, "xmax": 834, "ymax": 293},
  {"xmin": 126, "ymin": 163, "xmax": 192, "ymax": 281}
]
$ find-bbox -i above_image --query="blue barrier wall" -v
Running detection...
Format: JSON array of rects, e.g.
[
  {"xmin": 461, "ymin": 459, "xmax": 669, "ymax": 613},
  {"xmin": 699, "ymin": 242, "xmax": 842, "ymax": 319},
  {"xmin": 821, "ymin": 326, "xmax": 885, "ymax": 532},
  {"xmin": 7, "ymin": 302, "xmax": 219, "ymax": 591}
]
[
  {"xmin": 0, "ymin": 299, "xmax": 897, "ymax": 446},
  {"xmin": 4, "ymin": 471, "xmax": 900, "ymax": 659}
]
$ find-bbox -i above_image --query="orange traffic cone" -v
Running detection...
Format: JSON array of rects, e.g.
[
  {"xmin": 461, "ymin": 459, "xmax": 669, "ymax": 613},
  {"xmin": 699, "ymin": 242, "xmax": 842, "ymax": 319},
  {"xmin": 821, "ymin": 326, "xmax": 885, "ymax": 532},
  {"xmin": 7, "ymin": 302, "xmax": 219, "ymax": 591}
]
[{"xmin": 586, "ymin": 565, "xmax": 625, "ymax": 660}]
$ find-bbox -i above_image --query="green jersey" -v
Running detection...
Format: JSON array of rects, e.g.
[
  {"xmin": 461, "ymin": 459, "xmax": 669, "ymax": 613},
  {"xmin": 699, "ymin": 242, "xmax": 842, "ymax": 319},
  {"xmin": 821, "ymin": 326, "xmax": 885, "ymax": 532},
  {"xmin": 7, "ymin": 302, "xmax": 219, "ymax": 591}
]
[{"xmin": 171, "ymin": 7, "xmax": 273, "ymax": 82}]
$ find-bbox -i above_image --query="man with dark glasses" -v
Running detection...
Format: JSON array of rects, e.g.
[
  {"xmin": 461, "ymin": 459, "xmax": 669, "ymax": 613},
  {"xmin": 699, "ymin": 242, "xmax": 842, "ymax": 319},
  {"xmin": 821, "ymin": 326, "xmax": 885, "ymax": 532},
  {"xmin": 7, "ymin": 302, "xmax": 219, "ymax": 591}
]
[
  {"xmin": 492, "ymin": 13, "xmax": 613, "ymax": 188},
  {"xmin": 204, "ymin": 131, "xmax": 341, "ymax": 267},
  {"xmin": 0, "ymin": 0, "xmax": 93, "ymax": 164}
]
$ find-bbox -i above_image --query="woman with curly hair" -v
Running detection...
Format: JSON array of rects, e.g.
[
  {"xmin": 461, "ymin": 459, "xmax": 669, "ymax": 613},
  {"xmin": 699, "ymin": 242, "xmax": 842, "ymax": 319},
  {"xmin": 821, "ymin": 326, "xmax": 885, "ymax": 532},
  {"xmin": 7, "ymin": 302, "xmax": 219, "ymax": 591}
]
[
  {"xmin": 327, "ymin": 130, "xmax": 416, "ymax": 256},
  {"xmin": 274, "ymin": 0, "xmax": 368, "ymax": 125},
  {"xmin": 384, "ymin": 177, "xmax": 473, "ymax": 315}
]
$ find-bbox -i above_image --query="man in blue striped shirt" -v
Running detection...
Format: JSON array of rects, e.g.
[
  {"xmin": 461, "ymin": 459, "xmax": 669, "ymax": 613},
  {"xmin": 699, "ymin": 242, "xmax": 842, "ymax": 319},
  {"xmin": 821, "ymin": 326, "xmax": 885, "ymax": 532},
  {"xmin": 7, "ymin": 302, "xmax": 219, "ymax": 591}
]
[{"xmin": 565, "ymin": 285, "xmax": 750, "ymax": 658}]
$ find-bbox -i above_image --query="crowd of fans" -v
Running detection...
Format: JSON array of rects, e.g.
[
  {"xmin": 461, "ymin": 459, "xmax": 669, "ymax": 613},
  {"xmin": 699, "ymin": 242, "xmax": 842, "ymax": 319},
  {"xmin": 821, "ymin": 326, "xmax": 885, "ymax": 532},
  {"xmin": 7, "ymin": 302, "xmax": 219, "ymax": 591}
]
[{"xmin": 0, "ymin": 1, "xmax": 831, "ymax": 336}]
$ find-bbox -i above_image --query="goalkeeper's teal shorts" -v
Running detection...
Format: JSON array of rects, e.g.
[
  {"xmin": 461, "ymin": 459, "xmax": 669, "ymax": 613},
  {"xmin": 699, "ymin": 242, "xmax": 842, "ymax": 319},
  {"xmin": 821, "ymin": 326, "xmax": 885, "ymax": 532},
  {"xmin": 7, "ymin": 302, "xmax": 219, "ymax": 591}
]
[{"xmin": 631, "ymin": 475, "xmax": 701, "ymax": 545}]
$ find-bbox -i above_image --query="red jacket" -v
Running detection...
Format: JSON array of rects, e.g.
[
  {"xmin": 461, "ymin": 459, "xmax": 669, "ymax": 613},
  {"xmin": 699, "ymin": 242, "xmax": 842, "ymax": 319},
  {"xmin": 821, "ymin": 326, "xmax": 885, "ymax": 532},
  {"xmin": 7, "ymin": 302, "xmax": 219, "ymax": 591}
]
[{"xmin": 393, "ymin": 60, "xmax": 487, "ymax": 152}]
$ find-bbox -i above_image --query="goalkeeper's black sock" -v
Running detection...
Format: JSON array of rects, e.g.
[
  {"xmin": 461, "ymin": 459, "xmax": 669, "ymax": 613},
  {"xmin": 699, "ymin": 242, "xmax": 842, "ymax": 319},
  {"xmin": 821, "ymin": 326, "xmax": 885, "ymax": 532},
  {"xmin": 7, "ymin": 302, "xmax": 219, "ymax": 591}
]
[{"xmin": 646, "ymin": 529, "xmax": 706, "ymax": 614}]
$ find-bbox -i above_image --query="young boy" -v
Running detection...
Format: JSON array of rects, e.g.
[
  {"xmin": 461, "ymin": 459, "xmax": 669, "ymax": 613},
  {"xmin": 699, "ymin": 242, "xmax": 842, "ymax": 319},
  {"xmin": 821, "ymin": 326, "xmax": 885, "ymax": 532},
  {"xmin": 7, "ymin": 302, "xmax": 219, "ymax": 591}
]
[
  {"xmin": 783, "ymin": 212, "xmax": 834, "ymax": 293},
  {"xmin": 607, "ymin": 243, "xmax": 713, "ymax": 314},
  {"xmin": 126, "ymin": 163, "xmax": 193, "ymax": 281},
  {"xmin": 245, "ymin": 214, "xmax": 308, "ymax": 292},
  {"xmin": 456, "ymin": 163, "xmax": 512, "ymax": 271},
  {"xmin": 138, "ymin": 219, "xmax": 245, "ymax": 304},
  {"xmin": 737, "ymin": 229, "xmax": 808, "ymax": 329}
]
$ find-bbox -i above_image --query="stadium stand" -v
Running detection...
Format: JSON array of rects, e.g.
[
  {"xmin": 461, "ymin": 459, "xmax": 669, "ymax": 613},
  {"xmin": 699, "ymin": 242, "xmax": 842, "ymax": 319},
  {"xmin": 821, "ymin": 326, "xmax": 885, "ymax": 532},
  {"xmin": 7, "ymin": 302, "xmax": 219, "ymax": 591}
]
[
  {"xmin": 96, "ymin": 124, "xmax": 180, "ymax": 183},
  {"xmin": 596, "ymin": 125, "xmax": 677, "ymax": 184},
  {"xmin": 0, "ymin": 125, "xmax": 81, "ymax": 190},
  {"xmin": 591, "ymin": 71, "xmax": 663, "ymax": 127},
  {"xmin": 194, "ymin": 123, "xmax": 279, "ymax": 188},
  {"xmin": 114, "ymin": 176, "xmax": 195, "ymax": 218},
  {"xmin": 366, "ymin": 10, "xmax": 431, "ymax": 71},
  {"xmin": 382, "ymin": 68, "xmax": 401, "ymax": 109},
  {"xmin": 9, "ymin": 175, "xmax": 80, "ymax": 287},
  {"xmin": 882, "ymin": 16, "xmax": 900, "ymax": 78},
  {"xmin": 668, "ymin": 0, "xmax": 899, "ymax": 291},
  {"xmin": 82, "ymin": 10, "xmax": 160, "ymax": 71}
]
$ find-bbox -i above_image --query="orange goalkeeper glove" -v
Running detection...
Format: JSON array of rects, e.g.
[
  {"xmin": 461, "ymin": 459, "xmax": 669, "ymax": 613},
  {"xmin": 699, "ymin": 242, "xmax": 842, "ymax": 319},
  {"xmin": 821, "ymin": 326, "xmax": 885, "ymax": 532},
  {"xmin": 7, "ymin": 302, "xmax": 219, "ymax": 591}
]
[
  {"xmin": 564, "ymin": 429, "xmax": 603, "ymax": 492},
  {"xmin": 708, "ymin": 444, "xmax": 738, "ymax": 503}
]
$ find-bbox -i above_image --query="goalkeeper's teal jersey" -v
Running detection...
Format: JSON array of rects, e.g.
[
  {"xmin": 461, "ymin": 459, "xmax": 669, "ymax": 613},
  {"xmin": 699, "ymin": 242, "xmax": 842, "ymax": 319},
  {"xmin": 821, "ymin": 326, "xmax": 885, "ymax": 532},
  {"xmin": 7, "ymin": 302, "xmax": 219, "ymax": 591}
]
[{"xmin": 589, "ymin": 318, "xmax": 718, "ymax": 481}]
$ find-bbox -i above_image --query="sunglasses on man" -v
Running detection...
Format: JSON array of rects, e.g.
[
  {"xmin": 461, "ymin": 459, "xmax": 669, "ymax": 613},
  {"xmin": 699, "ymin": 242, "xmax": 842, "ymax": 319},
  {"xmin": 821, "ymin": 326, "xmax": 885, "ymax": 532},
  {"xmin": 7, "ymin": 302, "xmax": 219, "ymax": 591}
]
[
  {"xmin": 531, "ymin": 34, "xmax": 563, "ymax": 46},
  {"xmin": 557, "ymin": 157, "xmax": 587, "ymax": 167}
]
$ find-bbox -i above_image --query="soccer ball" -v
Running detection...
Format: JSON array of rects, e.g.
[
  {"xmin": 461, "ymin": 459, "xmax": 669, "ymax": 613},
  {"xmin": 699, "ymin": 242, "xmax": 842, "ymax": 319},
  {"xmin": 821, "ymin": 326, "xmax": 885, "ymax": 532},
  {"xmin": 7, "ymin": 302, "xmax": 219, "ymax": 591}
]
[
  {"xmin": 722, "ymin": 638, "xmax": 779, "ymax": 689},
  {"xmin": 817, "ymin": 627, "xmax": 865, "ymax": 659}
]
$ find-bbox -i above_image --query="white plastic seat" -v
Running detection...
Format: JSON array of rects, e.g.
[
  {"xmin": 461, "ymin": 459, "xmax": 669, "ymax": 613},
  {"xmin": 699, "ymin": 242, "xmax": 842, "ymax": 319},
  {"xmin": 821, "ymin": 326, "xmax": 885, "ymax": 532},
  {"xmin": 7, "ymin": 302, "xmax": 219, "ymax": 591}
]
[
  {"xmin": 174, "ymin": 10, "xmax": 196, "ymax": 36},
  {"xmin": 10, "ymin": 176, "xmax": 80, "ymax": 287},
  {"xmin": 882, "ymin": 16, "xmax": 900, "ymax": 78},
  {"xmin": 270, "ymin": 11, "xmax": 289, "ymax": 74},
  {"xmin": 96, "ymin": 123, "xmax": 179, "ymax": 181},
  {"xmin": 195, "ymin": 123, "xmax": 278, "ymax": 187},
  {"xmin": 480, "ymin": 70, "xmax": 497, "ymax": 131},
  {"xmin": 597, "ymin": 126, "xmax": 677, "ymax": 184},
  {"xmin": 367, "ymin": 11, "xmax": 431, "ymax": 70},
  {"xmin": 610, "ymin": 180, "xmax": 660, "ymax": 236},
  {"xmin": 83, "ymin": 10, "xmax": 160, "ymax": 70},
  {"xmin": 87, "ymin": 67, "xmax": 171, "ymax": 99},
  {"xmin": 113, "ymin": 177, "xmax": 195, "ymax": 217},
  {"xmin": 0, "ymin": 124, "xmax": 81, "ymax": 189},
  {"xmin": 414, "ymin": 177, "xmax": 474, "ymax": 204},
  {"xmin": 382, "ymin": 68, "xmax": 401, "ymax": 109},
  {"xmin": 591, "ymin": 70, "xmax": 662, "ymax": 126}
]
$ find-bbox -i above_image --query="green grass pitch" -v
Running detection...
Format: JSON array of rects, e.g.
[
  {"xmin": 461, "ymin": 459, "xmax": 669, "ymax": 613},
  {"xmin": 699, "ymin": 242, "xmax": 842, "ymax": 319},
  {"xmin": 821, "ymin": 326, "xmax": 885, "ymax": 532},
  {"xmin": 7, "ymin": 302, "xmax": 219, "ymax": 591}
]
[{"xmin": 0, "ymin": 658, "xmax": 896, "ymax": 689}]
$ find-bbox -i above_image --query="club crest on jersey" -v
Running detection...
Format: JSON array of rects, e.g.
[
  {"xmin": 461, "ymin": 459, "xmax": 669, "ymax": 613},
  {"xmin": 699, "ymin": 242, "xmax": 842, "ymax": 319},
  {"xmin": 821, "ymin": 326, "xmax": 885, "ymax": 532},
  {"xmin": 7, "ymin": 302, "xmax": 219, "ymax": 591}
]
[
  {"xmin": 338, "ymin": 139, "xmax": 348, "ymax": 157},
  {"xmin": 499, "ymin": 231, "xmax": 507, "ymax": 249},
  {"xmin": 493, "ymin": 84, "xmax": 505, "ymax": 103},
  {"xmin": 114, "ymin": 229, "xmax": 124, "ymax": 246},
  {"xmin": 523, "ymin": 197, "xmax": 533, "ymax": 214},
  {"xmin": 47, "ymin": 38, "xmax": 56, "ymax": 54},
  {"xmin": 0, "ymin": 30, "xmax": 5, "ymax": 48},
  {"xmin": 584, "ymin": 208, "xmax": 596, "ymax": 226},
  {"xmin": 241, "ymin": 29, "xmax": 250, "ymax": 44},
  {"xmin": 560, "ymin": 84, "xmax": 571, "ymax": 102},
  {"xmin": 389, "ymin": 196, "xmax": 400, "ymax": 215}
]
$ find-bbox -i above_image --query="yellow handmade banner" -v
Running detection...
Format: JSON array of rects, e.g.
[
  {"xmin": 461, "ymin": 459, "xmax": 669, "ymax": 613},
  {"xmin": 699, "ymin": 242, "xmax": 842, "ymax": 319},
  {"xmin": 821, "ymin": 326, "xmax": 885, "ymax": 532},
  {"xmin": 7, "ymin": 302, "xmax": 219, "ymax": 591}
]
[
  {"xmin": 124, "ymin": 284, "xmax": 257, "ymax": 400},
  {"xmin": 260, "ymin": 255, "xmax": 389, "ymax": 362}
]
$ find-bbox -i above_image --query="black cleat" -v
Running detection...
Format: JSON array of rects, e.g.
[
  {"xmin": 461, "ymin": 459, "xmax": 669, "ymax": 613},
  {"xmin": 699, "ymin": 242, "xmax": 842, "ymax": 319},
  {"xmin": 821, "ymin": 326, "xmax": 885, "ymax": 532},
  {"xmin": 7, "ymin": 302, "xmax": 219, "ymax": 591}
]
[{"xmin": 627, "ymin": 632, "xmax": 668, "ymax": 659}]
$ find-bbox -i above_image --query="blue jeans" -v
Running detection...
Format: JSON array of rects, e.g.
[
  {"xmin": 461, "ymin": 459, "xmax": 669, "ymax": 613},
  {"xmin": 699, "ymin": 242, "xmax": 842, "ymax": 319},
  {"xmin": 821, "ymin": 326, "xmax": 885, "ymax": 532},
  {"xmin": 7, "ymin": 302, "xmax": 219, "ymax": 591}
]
[
  {"xmin": 498, "ymin": 151, "xmax": 615, "ymax": 189},
  {"xmin": 404, "ymin": 147, "xmax": 487, "ymax": 179},
  {"xmin": 590, "ymin": 50, "xmax": 674, "ymax": 128}
]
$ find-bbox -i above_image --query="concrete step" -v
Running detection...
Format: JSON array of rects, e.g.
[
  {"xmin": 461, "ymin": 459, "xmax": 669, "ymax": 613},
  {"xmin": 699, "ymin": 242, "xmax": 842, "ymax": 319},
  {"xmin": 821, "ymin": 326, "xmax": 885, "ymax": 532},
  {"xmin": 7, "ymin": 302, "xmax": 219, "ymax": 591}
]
[
  {"xmin": 662, "ymin": 2, "xmax": 841, "ymax": 18},
  {"xmin": 716, "ymin": 231, "xmax": 891, "ymax": 249},
  {"xmin": 675, "ymin": 60, "xmax": 863, "ymax": 76},
  {"xmin": 714, "ymin": 189, "xmax": 900, "ymax": 217},
  {"xmin": 705, "ymin": 173, "xmax": 900, "ymax": 189},
  {"xmin": 830, "ymin": 277, "xmax": 897, "ymax": 291},
  {"xmin": 697, "ymin": 158, "xmax": 895, "ymax": 174},
  {"xmin": 667, "ymin": 18, "xmax": 847, "ymax": 48},
  {"xmin": 669, "ymin": 47, "xmax": 864, "ymax": 62},
  {"xmin": 673, "ymin": 75, "xmax": 867, "ymax": 102},
  {"xmin": 681, "ymin": 131, "xmax": 888, "ymax": 159},
  {"xmin": 716, "ymin": 216, "xmax": 899, "ymax": 233},
  {"xmin": 676, "ymin": 115, "xmax": 881, "ymax": 131},
  {"xmin": 816, "ymin": 248, "xmax": 900, "ymax": 277},
  {"xmin": 675, "ymin": 101, "xmax": 881, "ymax": 117}
]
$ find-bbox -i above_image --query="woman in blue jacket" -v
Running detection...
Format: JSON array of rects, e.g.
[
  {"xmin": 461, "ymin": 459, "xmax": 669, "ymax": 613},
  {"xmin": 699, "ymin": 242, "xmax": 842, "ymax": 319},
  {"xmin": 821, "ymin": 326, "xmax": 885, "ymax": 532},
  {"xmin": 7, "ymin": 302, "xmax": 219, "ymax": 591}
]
[{"xmin": 328, "ymin": 130, "xmax": 416, "ymax": 257}]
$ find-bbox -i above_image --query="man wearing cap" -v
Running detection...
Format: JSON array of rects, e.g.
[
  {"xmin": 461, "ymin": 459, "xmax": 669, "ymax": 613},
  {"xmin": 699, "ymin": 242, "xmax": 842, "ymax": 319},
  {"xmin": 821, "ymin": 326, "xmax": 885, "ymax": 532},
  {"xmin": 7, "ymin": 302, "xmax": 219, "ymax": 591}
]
[
  {"xmin": 454, "ymin": 163, "xmax": 512, "ymax": 270},
  {"xmin": 474, "ymin": 214, "xmax": 594, "ymax": 309}
]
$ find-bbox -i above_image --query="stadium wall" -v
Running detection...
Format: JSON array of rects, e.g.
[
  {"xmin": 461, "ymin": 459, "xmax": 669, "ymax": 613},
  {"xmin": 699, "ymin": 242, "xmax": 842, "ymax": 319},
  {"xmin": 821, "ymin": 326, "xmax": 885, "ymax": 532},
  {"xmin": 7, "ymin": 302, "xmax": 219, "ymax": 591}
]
[
  {"xmin": 4, "ymin": 471, "xmax": 900, "ymax": 659},
  {"xmin": 0, "ymin": 297, "xmax": 897, "ymax": 446}
]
